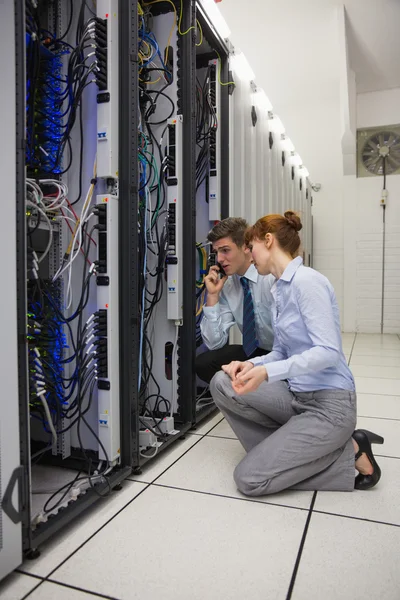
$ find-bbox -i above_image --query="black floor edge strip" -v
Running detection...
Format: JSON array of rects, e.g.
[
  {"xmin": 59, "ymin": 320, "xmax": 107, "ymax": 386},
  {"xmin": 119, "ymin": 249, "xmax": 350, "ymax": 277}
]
[
  {"xmin": 312, "ymin": 508, "xmax": 400, "ymax": 529},
  {"xmin": 150, "ymin": 481, "xmax": 311, "ymax": 513},
  {"xmin": 286, "ymin": 491, "xmax": 317, "ymax": 600},
  {"xmin": 14, "ymin": 570, "xmax": 42, "ymax": 580},
  {"xmin": 46, "ymin": 578, "xmax": 120, "ymax": 600}
]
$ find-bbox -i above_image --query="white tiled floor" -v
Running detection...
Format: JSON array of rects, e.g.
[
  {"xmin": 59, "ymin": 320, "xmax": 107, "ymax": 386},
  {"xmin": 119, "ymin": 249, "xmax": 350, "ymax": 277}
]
[{"xmin": 2, "ymin": 333, "xmax": 400, "ymax": 600}]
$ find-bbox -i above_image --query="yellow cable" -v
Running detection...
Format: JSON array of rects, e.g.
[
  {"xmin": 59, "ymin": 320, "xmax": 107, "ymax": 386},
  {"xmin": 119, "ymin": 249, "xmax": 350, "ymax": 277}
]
[
  {"xmin": 178, "ymin": 0, "xmax": 193, "ymax": 35},
  {"xmin": 139, "ymin": 39, "xmax": 152, "ymax": 57},
  {"xmin": 196, "ymin": 288, "xmax": 206, "ymax": 316},
  {"xmin": 142, "ymin": 0, "xmax": 177, "ymax": 66},
  {"xmin": 195, "ymin": 19, "xmax": 203, "ymax": 47},
  {"xmin": 177, "ymin": 0, "xmax": 202, "ymax": 46},
  {"xmin": 214, "ymin": 49, "xmax": 235, "ymax": 86}
]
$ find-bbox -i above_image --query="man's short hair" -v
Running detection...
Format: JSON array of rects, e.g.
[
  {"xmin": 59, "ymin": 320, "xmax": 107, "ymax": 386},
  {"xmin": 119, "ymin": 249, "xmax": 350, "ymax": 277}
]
[{"xmin": 207, "ymin": 217, "xmax": 249, "ymax": 248}]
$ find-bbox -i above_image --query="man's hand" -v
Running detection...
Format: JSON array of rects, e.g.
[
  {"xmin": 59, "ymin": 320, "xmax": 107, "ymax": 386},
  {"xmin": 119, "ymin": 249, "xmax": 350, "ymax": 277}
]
[
  {"xmin": 205, "ymin": 266, "xmax": 228, "ymax": 305},
  {"xmin": 232, "ymin": 366, "xmax": 268, "ymax": 395},
  {"xmin": 222, "ymin": 360, "xmax": 253, "ymax": 381}
]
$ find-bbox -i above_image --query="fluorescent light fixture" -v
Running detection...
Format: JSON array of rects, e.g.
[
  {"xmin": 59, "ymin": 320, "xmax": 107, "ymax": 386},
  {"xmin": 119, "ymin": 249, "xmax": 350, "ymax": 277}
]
[
  {"xmin": 267, "ymin": 113, "xmax": 285, "ymax": 135},
  {"xmin": 231, "ymin": 51, "xmax": 255, "ymax": 81},
  {"xmin": 289, "ymin": 152, "xmax": 302, "ymax": 166},
  {"xmin": 280, "ymin": 135, "xmax": 295, "ymax": 153},
  {"xmin": 252, "ymin": 89, "xmax": 273, "ymax": 112},
  {"xmin": 201, "ymin": 0, "xmax": 231, "ymax": 39},
  {"xmin": 299, "ymin": 165, "xmax": 309, "ymax": 178}
]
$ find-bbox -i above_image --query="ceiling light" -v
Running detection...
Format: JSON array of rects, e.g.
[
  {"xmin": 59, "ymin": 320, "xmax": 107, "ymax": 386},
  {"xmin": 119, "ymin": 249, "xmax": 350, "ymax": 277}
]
[
  {"xmin": 252, "ymin": 89, "xmax": 273, "ymax": 113},
  {"xmin": 231, "ymin": 51, "xmax": 255, "ymax": 81},
  {"xmin": 289, "ymin": 152, "xmax": 302, "ymax": 166},
  {"xmin": 280, "ymin": 135, "xmax": 295, "ymax": 152},
  {"xmin": 299, "ymin": 165, "xmax": 309, "ymax": 178},
  {"xmin": 268, "ymin": 113, "xmax": 285, "ymax": 135},
  {"xmin": 200, "ymin": 0, "xmax": 231, "ymax": 39}
]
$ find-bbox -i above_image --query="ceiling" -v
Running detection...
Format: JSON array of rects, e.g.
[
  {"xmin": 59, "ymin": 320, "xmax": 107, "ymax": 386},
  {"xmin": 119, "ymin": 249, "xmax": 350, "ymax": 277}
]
[
  {"xmin": 218, "ymin": 0, "xmax": 400, "ymax": 97},
  {"xmin": 343, "ymin": 0, "xmax": 400, "ymax": 94}
]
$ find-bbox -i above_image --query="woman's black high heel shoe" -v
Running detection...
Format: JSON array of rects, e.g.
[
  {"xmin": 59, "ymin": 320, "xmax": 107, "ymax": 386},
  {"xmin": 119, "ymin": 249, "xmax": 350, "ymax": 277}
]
[{"xmin": 353, "ymin": 429, "xmax": 384, "ymax": 490}]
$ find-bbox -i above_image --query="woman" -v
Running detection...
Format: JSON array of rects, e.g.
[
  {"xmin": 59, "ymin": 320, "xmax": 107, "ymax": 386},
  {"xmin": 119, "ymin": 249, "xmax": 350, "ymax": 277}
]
[{"xmin": 210, "ymin": 211, "xmax": 383, "ymax": 496}]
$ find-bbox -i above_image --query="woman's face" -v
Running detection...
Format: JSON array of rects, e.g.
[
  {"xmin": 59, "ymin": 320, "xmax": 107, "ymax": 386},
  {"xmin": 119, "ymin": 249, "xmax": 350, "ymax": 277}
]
[{"xmin": 248, "ymin": 237, "xmax": 271, "ymax": 275}]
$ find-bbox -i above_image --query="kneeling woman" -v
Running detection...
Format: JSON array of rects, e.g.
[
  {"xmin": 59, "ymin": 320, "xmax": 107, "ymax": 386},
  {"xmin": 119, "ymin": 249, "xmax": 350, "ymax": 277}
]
[{"xmin": 210, "ymin": 211, "xmax": 383, "ymax": 496}]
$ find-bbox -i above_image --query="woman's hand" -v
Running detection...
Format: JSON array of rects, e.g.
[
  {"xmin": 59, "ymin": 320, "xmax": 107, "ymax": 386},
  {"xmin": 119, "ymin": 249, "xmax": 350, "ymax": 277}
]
[
  {"xmin": 221, "ymin": 360, "xmax": 254, "ymax": 381},
  {"xmin": 232, "ymin": 366, "xmax": 268, "ymax": 395}
]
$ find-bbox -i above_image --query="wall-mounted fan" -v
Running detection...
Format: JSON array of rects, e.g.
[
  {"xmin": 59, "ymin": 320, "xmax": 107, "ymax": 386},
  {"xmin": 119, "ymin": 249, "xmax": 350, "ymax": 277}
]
[{"xmin": 357, "ymin": 125, "xmax": 400, "ymax": 178}]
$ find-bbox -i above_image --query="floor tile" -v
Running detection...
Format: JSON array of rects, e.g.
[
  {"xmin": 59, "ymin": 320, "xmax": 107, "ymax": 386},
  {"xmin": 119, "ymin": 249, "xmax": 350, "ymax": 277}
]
[
  {"xmin": 314, "ymin": 457, "xmax": 400, "ymax": 526},
  {"xmin": 190, "ymin": 410, "xmax": 223, "ymax": 435},
  {"xmin": 0, "ymin": 572, "xmax": 41, "ymax": 600},
  {"xmin": 355, "ymin": 333, "xmax": 399, "ymax": 340},
  {"xmin": 292, "ymin": 513, "xmax": 400, "ymax": 600},
  {"xmin": 355, "ymin": 376, "xmax": 400, "ymax": 396},
  {"xmin": 357, "ymin": 393, "xmax": 400, "ymax": 420},
  {"xmin": 19, "ymin": 481, "xmax": 148, "ymax": 578},
  {"xmin": 349, "ymin": 354, "xmax": 400, "ymax": 367},
  {"xmin": 351, "ymin": 365, "xmax": 400, "ymax": 380},
  {"xmin": 156, "ymin": 435, "xmax": 313, "ymax": 510},
  {"xmin": 352, "ymin": 347, "xmax": 400, "ymax": 358},
  {"xmin": 29, "ymin": 581, "xmax": 112, "ymax": 599},
  {"xmin": 127, "ymin": 435, "xmax": 201, "ymax": 483},
  {"xmin": 51, "ymin": 484, "xmax": 308, "ymax": 600},
  {"xmin": 341, "ymin": 343, "xmax": 354, "ymax": 354},
  {"xmin": 355, "ymin": 334, "xmax": 400, "ymax": 347},
  {"xmin": 356, "ymin": 416, "xmax": 400, "ymax": 458},
  {"xmin": 207, "ymin": 418, "xmax": 237, "ymax": 439}
]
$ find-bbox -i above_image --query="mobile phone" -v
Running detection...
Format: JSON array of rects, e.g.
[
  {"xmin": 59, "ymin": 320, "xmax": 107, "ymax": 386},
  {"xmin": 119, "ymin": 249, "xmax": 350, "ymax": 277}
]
[{"xmin": 208, "ymin": 252, "xmax": 226, "ymax": 278}]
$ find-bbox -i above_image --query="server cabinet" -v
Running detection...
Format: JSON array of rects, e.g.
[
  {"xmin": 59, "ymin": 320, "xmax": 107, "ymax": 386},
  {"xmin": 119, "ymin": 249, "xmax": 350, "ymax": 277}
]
[{"xmin": 0, "ymin": 0, "xmax": 24, "ymax": 580}]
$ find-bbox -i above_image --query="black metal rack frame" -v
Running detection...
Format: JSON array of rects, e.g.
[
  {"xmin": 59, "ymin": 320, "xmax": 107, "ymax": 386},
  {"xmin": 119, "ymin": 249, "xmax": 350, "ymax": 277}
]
[
  {"xmin": 14, "ymin": 0, "xmax": 231, "ymax": 551},
  {"xmin": 15, "ymin": 0, "xmax": 135, "ymax": 555}
]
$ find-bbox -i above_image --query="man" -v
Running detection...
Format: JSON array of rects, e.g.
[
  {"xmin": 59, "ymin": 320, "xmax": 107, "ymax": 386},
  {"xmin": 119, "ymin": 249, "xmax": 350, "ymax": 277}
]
[{"xmin": 196, "ymin": 217, "xmax": 274, "ymax": 384}]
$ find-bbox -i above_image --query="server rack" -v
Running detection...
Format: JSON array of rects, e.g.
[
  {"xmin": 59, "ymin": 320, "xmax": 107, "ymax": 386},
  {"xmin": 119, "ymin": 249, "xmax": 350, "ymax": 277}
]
[
  {"xmin": 1, "ymin": 0, "xmax": 313, "ymax": 576},
  {"xmin": 0, "ymin": 0, "xmax": 138, "ymax": 567},
  {"xmin": 131, "ymin": 0, "xmax": 232, "ymax": 471}
]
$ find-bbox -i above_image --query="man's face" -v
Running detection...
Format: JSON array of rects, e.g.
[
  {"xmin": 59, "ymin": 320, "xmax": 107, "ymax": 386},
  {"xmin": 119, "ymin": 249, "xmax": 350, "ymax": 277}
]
[{"xmin": 212, "ymin": 236, "xmax": 250, "ymax": 276}]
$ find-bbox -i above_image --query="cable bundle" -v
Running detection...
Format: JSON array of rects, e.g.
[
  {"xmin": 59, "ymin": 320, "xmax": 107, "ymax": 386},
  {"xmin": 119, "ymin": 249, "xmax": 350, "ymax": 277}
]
[{"xmin": 196, "ymin": 66, "xmax": 218, "ymax": 193}]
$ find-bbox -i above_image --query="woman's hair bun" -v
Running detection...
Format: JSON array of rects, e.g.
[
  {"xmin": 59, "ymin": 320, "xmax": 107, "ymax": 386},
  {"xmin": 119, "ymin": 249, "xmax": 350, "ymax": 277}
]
[{"xmin": 284, "ymin": 211, "xmax": 302, "ymax": 232}]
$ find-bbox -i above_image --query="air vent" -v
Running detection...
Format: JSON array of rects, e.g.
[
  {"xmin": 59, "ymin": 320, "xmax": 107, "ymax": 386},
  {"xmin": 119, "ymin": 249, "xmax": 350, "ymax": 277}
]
[{"xmin": 357, "ymin": 124, "xmax": 400, "ymax": 178}]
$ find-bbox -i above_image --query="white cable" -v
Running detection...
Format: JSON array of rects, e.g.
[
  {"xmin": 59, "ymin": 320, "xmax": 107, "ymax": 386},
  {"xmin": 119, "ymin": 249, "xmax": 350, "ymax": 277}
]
[
  {"xmin": 53, "ymin": 207, "xmax": 94, "ymax": 281},
  {"xmin": 55, "ymin": 215, "xmax": 76, "ymax": 227},
  {"xmin": 140, "ymin": 445, "xmax": 159, "ymax": 459},
  {"xmin": 37, "ymin": 391, "xmax": 57, "ymax": 446},
  {"xmin": 26, "ymin": 201, "xmax": 53, "ymax": 263},
  {"xmin": 64, "ymin": 211, "xmax": 95, "ymax": 308}
]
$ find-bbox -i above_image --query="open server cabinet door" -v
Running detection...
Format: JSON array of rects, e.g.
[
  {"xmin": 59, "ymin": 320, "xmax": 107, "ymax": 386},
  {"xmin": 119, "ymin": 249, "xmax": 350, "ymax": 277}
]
[
  {"xmin": 0, "ymin": 0, "xmax": 24, "ymax": 579},
  {"xmin": 192, "ymin": 1, "xmax": 230, "ymax": 423}
]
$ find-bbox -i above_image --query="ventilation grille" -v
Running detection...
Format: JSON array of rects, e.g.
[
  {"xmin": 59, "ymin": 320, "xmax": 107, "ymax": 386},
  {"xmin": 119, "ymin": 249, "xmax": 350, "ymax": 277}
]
[{"xmin": 357, "ymin": 124, "xmax": 400, "ymax": 178}]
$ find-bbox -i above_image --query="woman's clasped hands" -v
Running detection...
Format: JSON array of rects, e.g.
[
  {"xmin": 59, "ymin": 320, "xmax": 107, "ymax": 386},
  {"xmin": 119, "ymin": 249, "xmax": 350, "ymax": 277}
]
[{"xmin": 221, "ymin": 361, "xmax": 268, "ymax": 395}]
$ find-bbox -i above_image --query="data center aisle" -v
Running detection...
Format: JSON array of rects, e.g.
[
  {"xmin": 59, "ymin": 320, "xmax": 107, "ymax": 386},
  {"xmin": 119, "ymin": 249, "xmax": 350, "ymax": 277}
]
[{"xmin": 2, "ymin": 333, "xmax": 400, "ymax": 600}]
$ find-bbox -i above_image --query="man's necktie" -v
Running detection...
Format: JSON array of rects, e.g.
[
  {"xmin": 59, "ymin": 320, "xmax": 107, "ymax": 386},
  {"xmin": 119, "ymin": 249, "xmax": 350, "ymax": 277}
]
[{"xmin": 240, "ymin": 277, "xmax": 259, "ymax": 357}]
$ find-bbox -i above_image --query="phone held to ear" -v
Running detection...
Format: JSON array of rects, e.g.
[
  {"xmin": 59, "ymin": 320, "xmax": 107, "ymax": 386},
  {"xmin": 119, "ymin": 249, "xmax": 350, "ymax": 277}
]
[{"xmin": 208, "ymin": 252, "xmax": 226, "ymax": 278}]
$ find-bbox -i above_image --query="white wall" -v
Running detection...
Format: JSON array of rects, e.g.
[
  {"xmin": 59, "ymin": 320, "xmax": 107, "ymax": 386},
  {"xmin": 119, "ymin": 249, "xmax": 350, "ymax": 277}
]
[
  {"xmin": 219, "ymin": 1, "xmax": 346, "ymax": 315},
  {"xmin": 353, "ymin": 89, "xmax": 400, "ymax": 332},
  {"xmin": 218, "ymin": 0, "xmax": 400, "ymax": 333}
]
